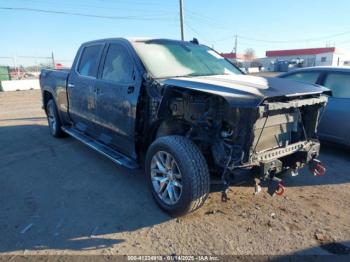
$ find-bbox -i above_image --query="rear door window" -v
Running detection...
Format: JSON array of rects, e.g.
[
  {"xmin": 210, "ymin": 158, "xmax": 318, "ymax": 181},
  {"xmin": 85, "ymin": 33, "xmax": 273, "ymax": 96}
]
[
  {"xmin": 77, "ymin": 45, "xmax": 103, "ymax": 77},
  {"xmin": 102, "ymin": 44, "xmax": 134, "ymax": 83},
  {"xmin": 283, "ymin": 72, "xmax": 320, "ymax": 84},
  {"xmin": 324, "ymin": 73, "xmax": 350, "ymax": 98}
]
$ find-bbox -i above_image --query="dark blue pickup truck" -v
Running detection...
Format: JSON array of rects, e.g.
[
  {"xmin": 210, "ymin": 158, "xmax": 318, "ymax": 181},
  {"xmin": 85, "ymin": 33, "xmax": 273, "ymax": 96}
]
[{"xmin": 40, "ymin": 38, "xmax": 330, "ymax": 216}]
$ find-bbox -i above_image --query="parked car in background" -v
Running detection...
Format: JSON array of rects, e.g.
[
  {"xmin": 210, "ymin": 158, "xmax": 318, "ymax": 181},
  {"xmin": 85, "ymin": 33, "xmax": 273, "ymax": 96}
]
[{"xmin": 279, "ymin": 67, "xmax": 350, "ymax": 146}]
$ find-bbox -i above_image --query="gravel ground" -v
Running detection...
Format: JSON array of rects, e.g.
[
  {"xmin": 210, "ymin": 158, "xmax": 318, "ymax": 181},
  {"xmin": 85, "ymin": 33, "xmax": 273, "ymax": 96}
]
[{"xmin": 0, "ymin": 90, "xmax": 350, "ymax": 257}]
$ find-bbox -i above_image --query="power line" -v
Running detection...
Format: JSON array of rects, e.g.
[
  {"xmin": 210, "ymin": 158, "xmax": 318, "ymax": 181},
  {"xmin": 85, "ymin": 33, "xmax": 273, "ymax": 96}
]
[
  {"xmin": 184, "ymin": 6, "xmax": 350, "ymax": 45},
  {"xmin": 13, "ymin": 0, "xmax": 175, "ymax": 15},
  {"xmin": 184, "ymin": 8, "xmax": 230, "ymax": 31},
  {"xmin": 237, "ymin": 31, "xmax": 350, "ymax": 43},
  {"xmin": 0, "ymin": 7, "xmax": 173, "ymax": 21},
  {"xmin": 185, "ymin": 22, "xmax": 211, "ymax": 43},
  {"xmin": 185, "ymin": 13, "xmax": 230, "ymax": 31},
  {"xmin": 211, "ymin": 30, "xmax": 350, "ymax": 45},
  {"xmin": 18, "ymin": 55, "xmax": 51, "ymax": 59},
  {"xmin": 12, "ymin": 0, "xmax": 177, "ymax": 8}
]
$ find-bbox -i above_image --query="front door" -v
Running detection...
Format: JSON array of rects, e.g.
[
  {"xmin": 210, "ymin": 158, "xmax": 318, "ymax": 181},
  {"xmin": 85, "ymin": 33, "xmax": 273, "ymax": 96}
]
[
  {"xmin": 94, "ymin": 42, "xmax": 141, "ymax": 158},
  {"xmin": 67, "ymin": 44, "xmax": 104, "ymax": 136},
  {"xmin": 318, "ymin": 72, "xmax": 350, "ymax": 145}
]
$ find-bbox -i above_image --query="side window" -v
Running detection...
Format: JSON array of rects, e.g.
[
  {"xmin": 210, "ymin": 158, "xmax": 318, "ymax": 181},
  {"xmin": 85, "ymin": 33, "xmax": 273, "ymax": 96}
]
[
  {"xmin": 77, "ymin": 45, "xmax": 103, "ymax": 77},
  {"xmin": 102, "ymin": 44, "xmax": 133, "ymax": 83},
  {"xmin": 284, "ymin": 72, "xmax": 320, "ymax": 84},
  {"xmin": 324, "ymin": 73, "xmax": 350, "ymax": 98}
]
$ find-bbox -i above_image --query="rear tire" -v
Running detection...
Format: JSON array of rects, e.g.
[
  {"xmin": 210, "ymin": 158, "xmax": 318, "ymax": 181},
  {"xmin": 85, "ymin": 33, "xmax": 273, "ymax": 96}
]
[
  {"xmin": 145, "ymin": 135, "xmax": 210, "ymax": 216},
  {"xmin": 46, "ymin": 99, "xmax": 64, "ymax": 138}
]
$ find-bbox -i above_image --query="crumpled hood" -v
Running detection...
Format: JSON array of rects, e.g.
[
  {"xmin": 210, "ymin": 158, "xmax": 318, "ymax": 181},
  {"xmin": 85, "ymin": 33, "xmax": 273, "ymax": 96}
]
[{"xmin": 163, "ymin": 74, "xmax": 329, "ymax": 107}]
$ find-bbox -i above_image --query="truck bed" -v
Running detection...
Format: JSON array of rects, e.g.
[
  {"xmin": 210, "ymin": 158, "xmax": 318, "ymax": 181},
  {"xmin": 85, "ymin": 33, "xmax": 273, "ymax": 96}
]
[
  {"xmin": 40, "ymin": 69, "xmax": 70, "ymax": 121},
  {"xmin": 40, "ymin": 69, "xmax": 69, "ymax": 94}
]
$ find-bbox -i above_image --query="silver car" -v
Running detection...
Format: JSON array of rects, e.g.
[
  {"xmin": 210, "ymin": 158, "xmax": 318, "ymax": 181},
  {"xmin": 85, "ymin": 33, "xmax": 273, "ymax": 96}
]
[{"xmin": 279, "ymin": 67, "xmax": 350, "ymax": 145}]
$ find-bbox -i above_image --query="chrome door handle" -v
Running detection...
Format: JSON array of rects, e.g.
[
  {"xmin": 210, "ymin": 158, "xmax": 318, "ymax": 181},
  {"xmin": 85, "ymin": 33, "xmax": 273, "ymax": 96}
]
[{"xmin": 68, "ymin": 83, "xmax": 75, "ymax": 88}]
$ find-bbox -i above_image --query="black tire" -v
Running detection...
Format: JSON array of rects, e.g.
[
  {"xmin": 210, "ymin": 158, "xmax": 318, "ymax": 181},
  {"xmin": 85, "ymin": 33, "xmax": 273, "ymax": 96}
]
[
  {"xmin": 145, "ymin": 135, "xmax": 210, "ymax": 216},
  {"xmin": 46, "ymin": 99, "xmax": 64, "ymax": 138}
]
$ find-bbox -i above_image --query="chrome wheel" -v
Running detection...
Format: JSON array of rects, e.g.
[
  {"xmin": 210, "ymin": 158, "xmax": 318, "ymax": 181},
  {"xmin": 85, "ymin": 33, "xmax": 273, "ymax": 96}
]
[
  {"xmin": 47, "ymin": 104, "xmax": 56, "ymax": 134},
  {"xmin": 151, "ymin": 151, "xmax": 183, "ymax": 205}
]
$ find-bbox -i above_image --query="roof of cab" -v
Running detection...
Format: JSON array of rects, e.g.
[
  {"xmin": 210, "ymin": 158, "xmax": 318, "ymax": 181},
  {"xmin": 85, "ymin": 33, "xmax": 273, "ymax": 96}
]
[{"xmin": 81, "ymin": 37, "xmax": 197, "ymax": 46}]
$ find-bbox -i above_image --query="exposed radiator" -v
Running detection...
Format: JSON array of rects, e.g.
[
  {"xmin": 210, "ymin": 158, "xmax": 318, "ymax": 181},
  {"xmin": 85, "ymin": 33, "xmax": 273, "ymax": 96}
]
[{"xmin": 252, "ymin": 112, "xmax": 299, "ymax": 153}]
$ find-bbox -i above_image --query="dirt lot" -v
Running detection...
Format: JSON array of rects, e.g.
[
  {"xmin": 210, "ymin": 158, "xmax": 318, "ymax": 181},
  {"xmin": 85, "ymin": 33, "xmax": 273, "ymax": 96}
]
[{"xmin": 0, "ymin": 90, "xmax": 350, "ymax": 257}]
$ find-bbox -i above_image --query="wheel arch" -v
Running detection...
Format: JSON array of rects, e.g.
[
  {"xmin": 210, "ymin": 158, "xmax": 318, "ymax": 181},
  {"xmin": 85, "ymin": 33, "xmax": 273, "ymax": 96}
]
[
  {"xmin": 138, "ymin": 85, "xmax": 230, "ymax": 166},
  {"xmin": 42, "ymin": 90, "xmax": 68, "ymax": 127},
  {"xmin": 143, "ymin": 118, "xmax": 191, "ymax": 154},
  {"xmin": 43, "ymin": 90, "xmax": 54, "ymax": 113}
]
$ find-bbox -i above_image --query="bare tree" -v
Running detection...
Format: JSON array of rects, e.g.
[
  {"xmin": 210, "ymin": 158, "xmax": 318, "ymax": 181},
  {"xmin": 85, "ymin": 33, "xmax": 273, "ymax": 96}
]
[{"xmin": 244, "ymin": 48, "xmax": 256, "ymax": 61}]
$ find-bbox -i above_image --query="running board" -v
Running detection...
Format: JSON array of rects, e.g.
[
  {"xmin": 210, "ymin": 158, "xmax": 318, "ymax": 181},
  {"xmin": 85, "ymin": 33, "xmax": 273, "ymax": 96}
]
[{"xmin": 62, "ymin": 126, "xmax": 139, "ymax": 169}]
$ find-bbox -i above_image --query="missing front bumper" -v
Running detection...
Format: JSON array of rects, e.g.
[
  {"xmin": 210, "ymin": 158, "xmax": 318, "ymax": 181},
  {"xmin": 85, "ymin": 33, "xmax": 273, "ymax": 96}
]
[{"xmin": 251, "ymin": 140, "xmax": 320, "ymax": 166}]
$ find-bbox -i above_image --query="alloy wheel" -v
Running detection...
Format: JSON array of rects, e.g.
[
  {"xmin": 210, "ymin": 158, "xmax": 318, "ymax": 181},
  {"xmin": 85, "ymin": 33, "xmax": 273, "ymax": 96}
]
[
  {"xmin": 150, "ymin": 151, "xmax": 183, "ymax": 205},
  {"xmin": 47, "ymin": 104, "xmax": 56, "ymax": 134}
]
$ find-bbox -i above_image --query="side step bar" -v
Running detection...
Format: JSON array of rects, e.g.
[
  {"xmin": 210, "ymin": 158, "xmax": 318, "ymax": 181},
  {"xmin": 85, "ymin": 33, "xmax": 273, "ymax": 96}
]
[{"xmin": 62, "ymin": 126, "xmax": 139, "ymax": 169}]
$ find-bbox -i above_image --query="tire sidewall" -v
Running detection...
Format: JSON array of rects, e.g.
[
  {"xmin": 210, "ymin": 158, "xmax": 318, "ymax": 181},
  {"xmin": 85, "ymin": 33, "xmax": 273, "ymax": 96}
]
[
  {"xmin": 145, "ymin": 137, "xmax": 202, "ymax": 215},
  {"xmin": 46, "ymin": 99, "xmax": 61, "ymax": 137}
]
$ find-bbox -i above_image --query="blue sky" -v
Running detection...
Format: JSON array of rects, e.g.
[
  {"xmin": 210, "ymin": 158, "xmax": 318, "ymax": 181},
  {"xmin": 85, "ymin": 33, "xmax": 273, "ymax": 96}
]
[{"xmin": 1, "ymin": 0, "xmax": 350, "ymax": 65}]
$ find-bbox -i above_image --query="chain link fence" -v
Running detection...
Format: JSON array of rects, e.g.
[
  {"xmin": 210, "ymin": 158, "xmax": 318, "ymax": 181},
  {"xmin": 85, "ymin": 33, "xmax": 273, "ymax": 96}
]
[{"xmin": 0, "ymin": 55, "xmax": 73, "ymax": 80}]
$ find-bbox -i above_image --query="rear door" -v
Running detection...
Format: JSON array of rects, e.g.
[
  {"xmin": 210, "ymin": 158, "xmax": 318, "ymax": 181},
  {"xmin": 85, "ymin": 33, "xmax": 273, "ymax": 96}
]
[
  {"xmin": 94, "ymin": 42, "xmax": 141, "ymax": 158},
  {"xmin": 317, "ymin": 72, "xmax": 350, "ymax": 145},
  {"xmin": 67, "ymin": 44, "xmax": 104, "ymax": 136}
]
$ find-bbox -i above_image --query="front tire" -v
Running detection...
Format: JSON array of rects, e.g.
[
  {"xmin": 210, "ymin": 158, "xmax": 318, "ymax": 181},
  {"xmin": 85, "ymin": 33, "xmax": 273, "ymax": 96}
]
[
  {"xmin": 46, "ymin": 99, "xmax": 64, "ymax": 138},
  {"xmin": 145, "ymin": 135, "xmax": 210, "ymax": 216}
]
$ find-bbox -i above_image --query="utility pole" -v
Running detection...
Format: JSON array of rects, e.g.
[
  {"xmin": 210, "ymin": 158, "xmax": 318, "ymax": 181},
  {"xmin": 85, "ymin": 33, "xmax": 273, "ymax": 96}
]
[
  {"xmin": 234, "ymin": 34, "xmax": 238, "ymax": 54},
  {"xmin": 179, "ymin": 0, "xmax": 185, "ymax": 41},
  {"xmin": 51, "ymin": 51, "xmax": 55, "ymax": 69},
  {"xmin": 14, "ymin": 54, "xmax": 19, "ymax": 80}
]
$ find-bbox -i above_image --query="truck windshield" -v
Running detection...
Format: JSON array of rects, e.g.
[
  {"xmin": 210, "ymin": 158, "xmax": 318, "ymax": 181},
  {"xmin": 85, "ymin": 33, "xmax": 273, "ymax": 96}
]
[{"xmin": 132, "ymin": 40, "xmax": 242, "ymax": 79}]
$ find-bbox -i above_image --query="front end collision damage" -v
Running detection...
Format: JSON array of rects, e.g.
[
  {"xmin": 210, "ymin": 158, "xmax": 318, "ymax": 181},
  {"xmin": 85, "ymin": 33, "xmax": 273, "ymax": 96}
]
[{"xmin": 138, "ymin": 76, "xmax": 328, "ymax": 200}]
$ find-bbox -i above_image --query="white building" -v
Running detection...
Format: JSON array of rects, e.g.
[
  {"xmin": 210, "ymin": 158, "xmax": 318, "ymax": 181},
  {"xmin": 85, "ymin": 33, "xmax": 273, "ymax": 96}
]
[{"xmin": 261, "ymin": 47, "xmax": 350, "ymax": 71}]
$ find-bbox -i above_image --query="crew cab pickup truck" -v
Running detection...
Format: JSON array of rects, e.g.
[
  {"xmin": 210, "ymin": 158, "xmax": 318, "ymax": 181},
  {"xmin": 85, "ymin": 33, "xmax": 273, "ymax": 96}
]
[{"xmin": 40, "ymin": 38, "xmax": 329, "ymax": 216}]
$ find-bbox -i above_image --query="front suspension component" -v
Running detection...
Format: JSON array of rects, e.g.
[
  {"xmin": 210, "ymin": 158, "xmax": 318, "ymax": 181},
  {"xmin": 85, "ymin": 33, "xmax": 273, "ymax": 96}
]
[
  {"xmin": 309, "ymin": 159, "xmax": 326, "ymax": 176},
  {"xmin": 254, "ymin": 170, "xmax": 286, "ymax": 197},
  {"xmin": 267, "ymin": 175, "xmax": 285, "ymax": 197},
  {"xmin": 275, "ymin": 181, "xmax": 285, "ymax": 196}
]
